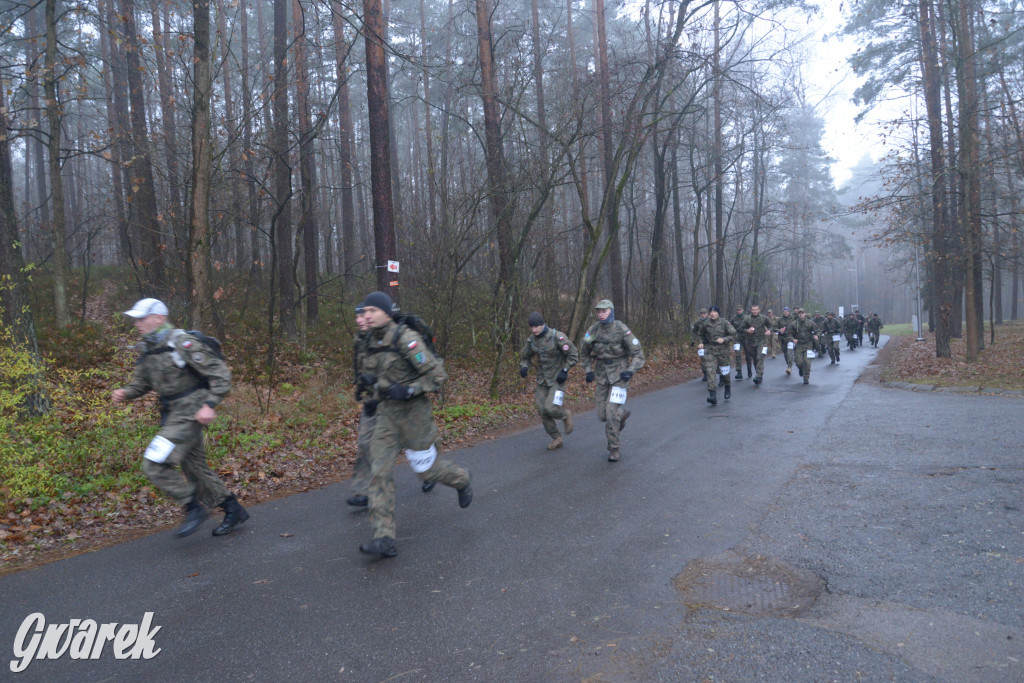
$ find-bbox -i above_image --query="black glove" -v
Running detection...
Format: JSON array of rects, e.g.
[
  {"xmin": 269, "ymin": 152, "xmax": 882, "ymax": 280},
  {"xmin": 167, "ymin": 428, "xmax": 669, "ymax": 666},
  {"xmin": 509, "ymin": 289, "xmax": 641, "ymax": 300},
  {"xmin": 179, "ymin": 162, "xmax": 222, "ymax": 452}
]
[
  {"xmin": 362, "ymin": 400, "xmax": 378, "ymax": 417},
  {"xmin": 355, "ymin": 384, "xmax": 366, "ymax": 401},
  {"xmin": 620, "ymin": 370, "xmax": 634, "ymax": 382},
  {"xmin": 585, "ymin": 371, "xmax": 595, "ymax": 383},
  {"xmin": 519, "ymin": 366, "xmax": 528, "ymax": 378},
  {"xmin": 358, "ymin": 373, "xmax": 377, "ymax": 387},
  {"xmin": 387, "ymin": 383, "xmax": 415, "ymax": 401},
  {"xmin": 556, "ymin": 368, "xmax": 568, "ymax": 384}
]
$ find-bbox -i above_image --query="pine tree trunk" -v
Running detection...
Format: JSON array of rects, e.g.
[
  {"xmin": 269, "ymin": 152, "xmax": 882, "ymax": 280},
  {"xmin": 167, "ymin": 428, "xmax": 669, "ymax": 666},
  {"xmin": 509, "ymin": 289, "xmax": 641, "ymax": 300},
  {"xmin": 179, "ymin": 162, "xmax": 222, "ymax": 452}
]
[{"xmin": 188, "ymin": 0, "xmax": 213, "ymax": 329}]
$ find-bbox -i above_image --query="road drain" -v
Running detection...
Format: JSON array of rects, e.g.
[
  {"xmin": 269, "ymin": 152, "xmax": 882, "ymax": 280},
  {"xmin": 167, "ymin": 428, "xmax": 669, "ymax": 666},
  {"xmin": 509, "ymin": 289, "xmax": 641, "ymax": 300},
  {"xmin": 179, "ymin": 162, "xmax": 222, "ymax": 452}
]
[{"xmin": 674, "ymin": 552, "xmax": 823, "ymax": 617}]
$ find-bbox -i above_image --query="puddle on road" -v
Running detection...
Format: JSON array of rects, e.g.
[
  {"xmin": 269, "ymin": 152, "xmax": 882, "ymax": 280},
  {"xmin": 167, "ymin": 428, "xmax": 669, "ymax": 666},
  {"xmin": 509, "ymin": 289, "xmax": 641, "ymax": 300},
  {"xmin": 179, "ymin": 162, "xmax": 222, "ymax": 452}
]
[{"xmin": 673, "ymin": 551, "xmax": 823, "ymax": 617}]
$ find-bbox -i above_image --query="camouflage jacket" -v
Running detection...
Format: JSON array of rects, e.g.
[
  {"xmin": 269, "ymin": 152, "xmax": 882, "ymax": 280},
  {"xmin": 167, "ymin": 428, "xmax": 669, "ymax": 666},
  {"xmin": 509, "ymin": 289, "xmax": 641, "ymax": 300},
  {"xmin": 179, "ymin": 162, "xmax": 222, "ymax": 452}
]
[
  {"xmin": 743, "ymin": 313, "xmax": 772, "ymax": 347},
  {"xmin": 866, "ymin": 317, "xmax": 883, "ymax": 332},
  {"xmin": 730, "ymin": 313, "xmax": 748, "ymax": 343},
  {"xmin": 362, "ymin": 320, "xmax": 447, "ymax": 400},
  {"xmin": 120, "ymin": 324, "xmax": 231, "ymax": 413},
  {"xmin": 822, "ymin": 317, "xmax": 842, "ymax": 335},
  {"xmin": 843, "ymin": 316, "xmax": 860, "ymax": 335},
  {"xmin": 580, "ymin": 319, "xmax": 645, "ymax": 383},
  {"xmin": 690, "ymin": 315, "xmax": 708, "ymax": 340},
  {"xmin": 790, "ymin": 317, "xmax": 820, "ymax": 347},
  {"xmin": 773, "ymin": 314, "xmax": 795, "ymax": 341},
  {"xmin": 698, "ymin": 317, "xmax": 737, "ymax": 350},
  {"xmin": 520, "ymin": 327, "xmax": 579, "ymax": 387}
]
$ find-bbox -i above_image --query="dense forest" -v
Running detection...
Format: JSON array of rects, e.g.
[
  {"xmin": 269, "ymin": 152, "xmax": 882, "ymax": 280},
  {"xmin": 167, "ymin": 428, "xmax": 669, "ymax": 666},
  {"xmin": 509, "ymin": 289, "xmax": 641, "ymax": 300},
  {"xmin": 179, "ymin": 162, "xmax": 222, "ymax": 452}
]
[{"xmin": 1, "ymin": 0, "xmax": 1022, "ymax": 387}]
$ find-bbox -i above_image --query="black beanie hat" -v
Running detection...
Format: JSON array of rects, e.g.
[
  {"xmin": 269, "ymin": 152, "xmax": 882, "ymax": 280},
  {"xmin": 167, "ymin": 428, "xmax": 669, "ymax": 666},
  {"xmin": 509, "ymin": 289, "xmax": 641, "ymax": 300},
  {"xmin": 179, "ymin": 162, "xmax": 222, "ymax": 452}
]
[
  {"xmin": 709, "ymin": 305, "xmax": 721, "ymax": 313},
  {"xmin": 527, "ymin": 311, "xmax": 544, "ymax": 327},
  {"xmin": 360, "ymin": 291, "xmax": 395, "ymax": 317}
]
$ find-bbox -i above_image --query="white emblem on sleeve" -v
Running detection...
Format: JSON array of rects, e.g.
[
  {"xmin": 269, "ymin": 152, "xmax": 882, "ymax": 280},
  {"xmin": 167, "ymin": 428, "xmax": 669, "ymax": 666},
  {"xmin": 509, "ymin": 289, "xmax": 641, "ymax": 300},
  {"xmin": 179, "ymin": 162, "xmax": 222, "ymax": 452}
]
[
  {"xmin": 405, "ymin": 444, "xmax": 438, "ymax": 473},
  {"xmin": 144, "ymin": 435, "xmax": 176, "ymax": 463}
]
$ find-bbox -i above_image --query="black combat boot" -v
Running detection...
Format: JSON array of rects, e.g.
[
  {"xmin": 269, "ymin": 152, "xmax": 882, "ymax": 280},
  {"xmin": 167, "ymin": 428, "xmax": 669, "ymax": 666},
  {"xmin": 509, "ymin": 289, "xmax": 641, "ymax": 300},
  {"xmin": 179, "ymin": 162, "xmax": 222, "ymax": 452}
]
[
  {"xmin": 359, "ymin": 537, "xmax": 398, "ymax": 558},
  {"xmin": 457, "ymin": 472, "xmax": 473, "ymax": 508},
  {"xmin": 213, "ymin": 495, "xmax": 250, "ymax": 536},
  {"xmin": 735, "ymin": 370, "xmax": 743, "ymax": 381},
  {"xmin": 707, "ymin": 390, "xmax": 717, "ymax": 405},
  {"xmin": 421, "ymin": 481, "xmax": 436, "ymax": 493},
  {"xmin": 746, "ymin": 362, "xmax": 753, "ymax": 378},
  {"xmin": 175, "ymin": 499, "xmax": 208, "ymax": 538},
  {"xmin": 724, "ymin": 385, "xmax": 731, "ymax": 400},
  {"xmin": 718, "ymin": 375, "xmax": 725, "ymax": 387},
  {"xmin": 347, "ymin": 494, "xmax": 369, "ymax": 506}
]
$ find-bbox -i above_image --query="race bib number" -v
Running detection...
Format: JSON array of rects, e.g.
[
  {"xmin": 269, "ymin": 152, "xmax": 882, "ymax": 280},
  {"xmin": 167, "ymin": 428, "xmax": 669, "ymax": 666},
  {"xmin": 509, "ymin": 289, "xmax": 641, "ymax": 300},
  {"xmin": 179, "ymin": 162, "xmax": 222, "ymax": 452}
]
[
  {"xmin": 143, "ymin": 435, "xmax": 176, "ymax": 464},
  {"xmin": 697, "ymin": 348, "xmax": 705, "ymax": 357},
  {"xmin": 762, "ymin": 346, "xmax": 768, "ymax": 355},
  {"xmin": 787, "ymin": 341, "xmax": 795, "ymax": 350},
  {"xmin": 832, "ymin": 334, "xmax": 841, "ymax": 342},
  {"xmin": 609, "ymin": 386, "xmax": 628, "ymax": 404},
  {"xmin": 719, "ymin": 365, "xmax": 731, "ymax": 376},
  {"xmin": 553, "ymin": 390, "xmax": 565, "ymax": 406},
  {"xmin": 733, "ymin": 343, "xmax": 741, "ymax": 351},
  {"xmin": 807, "ymin": 350, "xmax": 817, "ymax": 359},
  {"xmin": 405, "ymin": 444, "xmax": 438, "ymax": 473}
]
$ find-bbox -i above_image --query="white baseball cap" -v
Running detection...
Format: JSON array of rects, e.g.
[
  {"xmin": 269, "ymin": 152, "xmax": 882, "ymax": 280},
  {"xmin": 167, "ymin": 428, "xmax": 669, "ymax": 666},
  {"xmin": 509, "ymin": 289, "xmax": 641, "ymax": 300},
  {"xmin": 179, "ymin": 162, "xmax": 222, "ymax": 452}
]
[{"xmin": 124, "ymin": 298, "xmax": 169, "ymax": 318}]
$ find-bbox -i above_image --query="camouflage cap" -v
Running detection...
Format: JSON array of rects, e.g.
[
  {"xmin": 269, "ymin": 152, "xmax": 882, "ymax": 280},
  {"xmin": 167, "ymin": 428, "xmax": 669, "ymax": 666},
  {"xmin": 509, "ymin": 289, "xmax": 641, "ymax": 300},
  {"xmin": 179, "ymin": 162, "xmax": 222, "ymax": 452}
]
[
  {"xmin": 699, "ymin": 307, "xmax": 708, "ymax": 314},
  {"xmin": 594, "ymin": 299, "xmax": 614, "ymax": 310}
]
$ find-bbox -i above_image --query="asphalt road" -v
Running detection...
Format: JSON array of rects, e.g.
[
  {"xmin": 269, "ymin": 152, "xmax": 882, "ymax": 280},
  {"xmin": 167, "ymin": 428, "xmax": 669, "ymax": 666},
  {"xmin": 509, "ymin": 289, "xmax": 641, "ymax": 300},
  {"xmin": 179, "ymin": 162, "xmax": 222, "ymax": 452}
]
[{"xmin": 2, "ymin": 339, "xmax": 1022, "ymax": 682}]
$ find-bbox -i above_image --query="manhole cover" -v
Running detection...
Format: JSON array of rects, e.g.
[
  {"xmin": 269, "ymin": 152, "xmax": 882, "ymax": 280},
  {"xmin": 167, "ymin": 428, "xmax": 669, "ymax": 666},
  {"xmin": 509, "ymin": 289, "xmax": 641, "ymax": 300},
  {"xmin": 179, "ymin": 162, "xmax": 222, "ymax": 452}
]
[{"xmin": 674, "ymin": 552, "xmax": 823, "ymax": 617}]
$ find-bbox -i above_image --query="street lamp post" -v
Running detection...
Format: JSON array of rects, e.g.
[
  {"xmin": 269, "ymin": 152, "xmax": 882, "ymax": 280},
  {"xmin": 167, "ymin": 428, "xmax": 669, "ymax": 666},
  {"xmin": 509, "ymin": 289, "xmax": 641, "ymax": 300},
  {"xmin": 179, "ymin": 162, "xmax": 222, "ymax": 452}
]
[{"xmin": 847, "ymin": 265, "xmax": 858, "ymax": 312}]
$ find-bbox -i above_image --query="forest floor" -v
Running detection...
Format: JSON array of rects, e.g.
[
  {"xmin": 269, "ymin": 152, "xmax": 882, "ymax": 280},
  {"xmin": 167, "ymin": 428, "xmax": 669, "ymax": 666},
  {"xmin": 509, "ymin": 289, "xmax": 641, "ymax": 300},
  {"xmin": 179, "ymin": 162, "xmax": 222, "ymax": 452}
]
[
  {"xmin": 880, "ymin": 320, "xmax": 1024, "ymax": 390},
  {"xmin": 1, "ymin": 285, "xmax": 703, "ymax": 575}
]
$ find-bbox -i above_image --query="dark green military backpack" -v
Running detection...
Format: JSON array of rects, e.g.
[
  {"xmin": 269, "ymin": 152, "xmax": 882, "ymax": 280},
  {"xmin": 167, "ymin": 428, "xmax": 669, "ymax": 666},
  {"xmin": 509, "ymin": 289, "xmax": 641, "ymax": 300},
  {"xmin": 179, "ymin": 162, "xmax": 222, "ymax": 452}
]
[{"xmin": 393, "ymin": 313, "xmax": 440, "ymax": 358}]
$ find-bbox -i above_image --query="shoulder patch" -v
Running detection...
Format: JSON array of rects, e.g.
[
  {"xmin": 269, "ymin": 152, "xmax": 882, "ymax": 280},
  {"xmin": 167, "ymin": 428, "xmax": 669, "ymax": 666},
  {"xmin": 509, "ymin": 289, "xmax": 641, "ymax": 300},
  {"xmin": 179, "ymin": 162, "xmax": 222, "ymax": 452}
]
[
  {"xmin": 583, "ymin": 332, "xmax": 592, "ymax": 341},
  {"xmin": 181, "ymin": 340, "xmax": 193, "ymax": 349},
  {"xmin": 408, "ymin": 340, "xmax": 418, "ymax": 349},
  {"xmin": 625, "ymin": 329, "xmax": 633, "ymax": 336},
  {"xmin": 191, "ymin": 352, "xmax": 204, "ymax": 363},
  {"xmin": 632, "ymin": 338, "xmax": 640, "ymax": 346},
  {"xmin": 414, "ymin": 352, "xmax": 426, "ymax": 365},
  {"xmin": 562, "ymin": 344, "xmax": 570, "ymax": 351}
]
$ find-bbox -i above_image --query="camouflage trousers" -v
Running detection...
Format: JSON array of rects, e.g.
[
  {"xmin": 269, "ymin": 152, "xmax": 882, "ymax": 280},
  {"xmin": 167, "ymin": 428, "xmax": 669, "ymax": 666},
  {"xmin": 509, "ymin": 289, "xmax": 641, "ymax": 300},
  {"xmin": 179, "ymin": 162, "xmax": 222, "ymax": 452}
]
[
  {"xmin": 534, "ymin": 383, "xmax": 569, "ymax": 437},
  {"xmin": 743, "ymin": 341, "xmax": 766, "ymax": 379},
  {"xmin": 367, "ymin": 397, "xmax": 470, "ymax": 540},
  {"xmin": 141, "ymin": 412, "xmax": 229, "ymax": 508},
  {"xmin": 825, "ymin": 336, "xmax": 842, "ymax": 362},
  {"xmin": 702, "ymin": 348, "xmax": 732, "ymax": 388},
  {"xmin": 779, "ymin": 340, "xmax": 794, "ymax": 368},
  {"xmin": 594, "ymin": 380, "xmax": 630, "ymax": 451},
  {"xmin": 349, "ymin": 408, "xmax": 376, "ymax": 497},
  {"xmin": 794, "ymin": 345, "xmax": 814, "ymax": 380},
  {"xmin": 733, "ymin": 344, "xmax": 745, "ymax": 372}
]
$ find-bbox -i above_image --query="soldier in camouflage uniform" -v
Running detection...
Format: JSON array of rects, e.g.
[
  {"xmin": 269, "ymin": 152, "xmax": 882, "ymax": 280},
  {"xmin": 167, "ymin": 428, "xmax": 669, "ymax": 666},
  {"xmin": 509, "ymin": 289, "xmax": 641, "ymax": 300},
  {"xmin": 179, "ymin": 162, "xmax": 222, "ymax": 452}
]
[
  {"xmin": 697, "ymin": 305, "xmax": 737, "ymax": 405},
  {"xmin": 866, "ymin": 313, "xmax": 884, "ymax": 347},
  {"xmin": 349, "ymin": 305, "xmax": 436, "ymax": 509},
  {"xmin": 765, "ymin": 309, "xmax": 777, "ymax": 358},
  {"xmin": 730, "ymin": 305, "xmax": 748, "ymax": 380},
  {"xmin": 519, "ymin": 312, "xmax": 579, "ymax": 450},
  {"xmin": 741, "ymin": 304, "xmax": 772, "ymax": 385},
  {"xmin": 691, "ymin": 308, "xmax": 709, "ymax": 382},
  {"xmin": 821, "ymin": 311, "xmax": 842, "ymax": 364},
  {"xmin": 791, "ymin": 308, "xmax": 820, "ymax": 385},
  {"xmin": 580, "ymin": 300, "xmax": 645, "ymax": 462},
  {"xmin": 843, "ymin": 311, "xmax": 860, "ymax": 350},
  {"xmin": 773, "ymin": 306, "xmax": 795, "ymax": 374},
  {"xmin": 357, "ymin": 292, "xmax": 471, "ymax": 558},
  {"xmin": 112, "ymin": 298, "xmax": 249, "ymax": 538}
]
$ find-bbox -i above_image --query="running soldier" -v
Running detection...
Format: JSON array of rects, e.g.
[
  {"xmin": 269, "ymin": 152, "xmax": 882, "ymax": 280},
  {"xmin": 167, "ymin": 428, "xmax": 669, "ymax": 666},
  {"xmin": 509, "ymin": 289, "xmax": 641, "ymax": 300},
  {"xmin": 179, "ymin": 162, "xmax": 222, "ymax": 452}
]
[
  {"xmin": 580, "ymin": 300, "xmax": 645, "ymax": 463},
  {"xmin": 791, "ymin": 308, "xmax": 820, "ymax": 385},
  {"xmin": 742, "ymin": 304, "xmax": 772, "ymax": 385},
  {"xmin": 821, "ymin": 311, "xmax": 842, "ymax": 365},
  {"xmin": 112, "ymin": 298, "xmax": 249, "ymax": 538},
  {"xmin": 730, "ymin": 305, "xmax": 748, "ymax": 380},
  {"xmin": 519, "ymin": 312, "xmax": 579, "ymax": 450},
  {"xmin": 697, "ymin": 306, "xmax": 737, "ymax": 405},
  {"xmin": 774, "ymin": 306, "xmax": 796, "ymax": 375}
]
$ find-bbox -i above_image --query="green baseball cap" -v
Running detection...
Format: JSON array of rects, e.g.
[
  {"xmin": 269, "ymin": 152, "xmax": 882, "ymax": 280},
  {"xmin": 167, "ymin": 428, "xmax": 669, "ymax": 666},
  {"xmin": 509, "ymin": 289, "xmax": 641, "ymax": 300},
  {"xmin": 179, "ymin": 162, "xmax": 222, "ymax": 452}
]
[{"xmin": 594, "ymin": 299, "xmax": 614, "ymax": 310}]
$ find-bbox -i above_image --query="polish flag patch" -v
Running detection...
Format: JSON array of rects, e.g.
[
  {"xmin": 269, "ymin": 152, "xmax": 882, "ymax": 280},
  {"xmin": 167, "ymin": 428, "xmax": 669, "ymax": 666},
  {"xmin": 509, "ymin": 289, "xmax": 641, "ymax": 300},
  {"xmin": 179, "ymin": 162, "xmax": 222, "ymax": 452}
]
[
  {"xmin": 181, "ymin": 340, "xmax": 193, "ymax": 349},
  {"xmin": 408, "ymin": 341, "xmax": 418, "ymax": 349}
]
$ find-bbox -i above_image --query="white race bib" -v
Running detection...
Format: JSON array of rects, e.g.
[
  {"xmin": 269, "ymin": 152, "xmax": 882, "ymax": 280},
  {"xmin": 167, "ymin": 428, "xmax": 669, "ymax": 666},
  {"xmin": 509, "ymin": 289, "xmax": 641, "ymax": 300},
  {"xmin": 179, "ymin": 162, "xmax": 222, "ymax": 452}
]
[
  {"xmin": 807, "ymin": 350, "xmax": 817, "ymax": 359},
  {"xmin": 761, "ymin": 346, "xmax": 768, "ymax": 355},
  {"xmin": 697, "ymin": 348, "xmax": 705, "ymax": 357},
  {"xmin": 609, "ymin": 386, "xmax": 628, "ymax": 404},
  {"xmin": 552, "ymin": 390, "xmax": 565, "ymax": 406},
  {"xmin": 719, "ymin": 365, "xmax": 731, "ymax": 376},
  {"xmin": 405, "ymin": 444, "xmax": 438, "ymax": 473},
  {"xmin": 787, "ymin": 341, "xmax": 795, "ymax": 350},
  {"xmin": 733, "ymin": 343, "xmax": 741, "ymax": 351},
  {"xmin": 143, "ymin": 435, "xmax": 176, "ymax": 463},
  {"xmin": 832, "ymin": 334, "xmax": 841, "ymax": 342}
]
